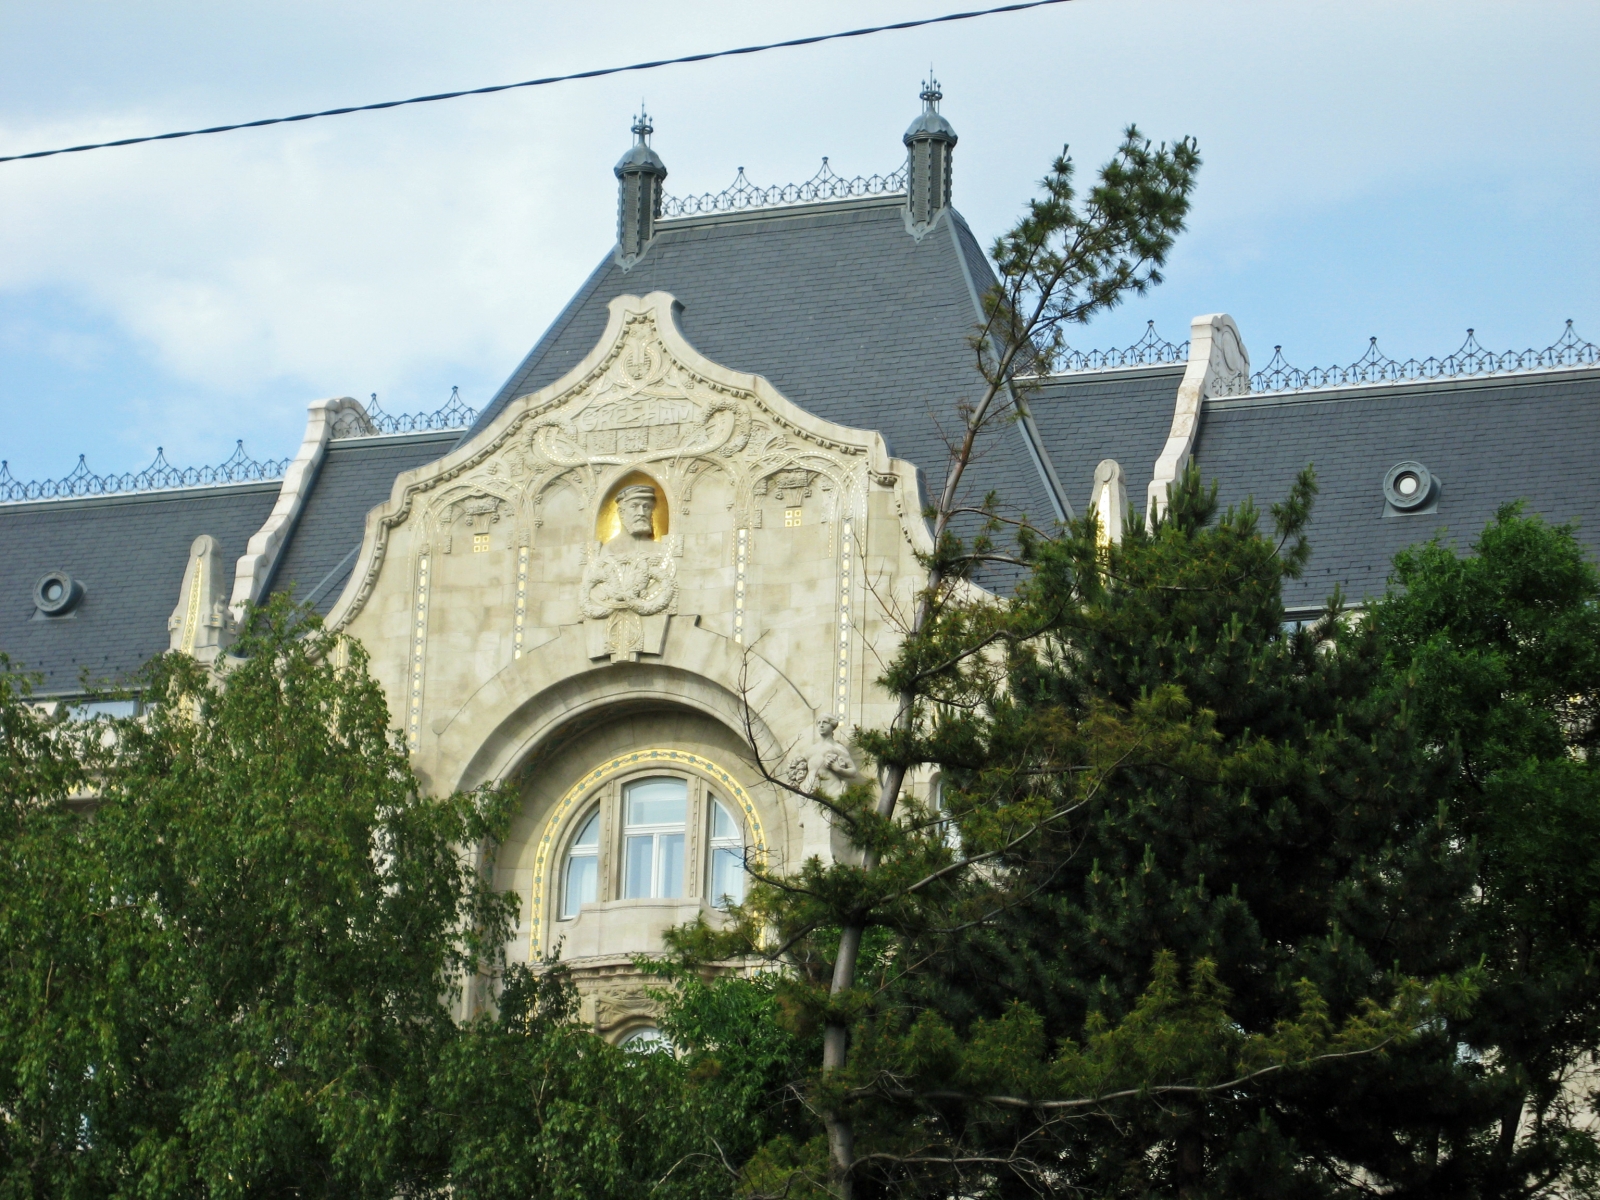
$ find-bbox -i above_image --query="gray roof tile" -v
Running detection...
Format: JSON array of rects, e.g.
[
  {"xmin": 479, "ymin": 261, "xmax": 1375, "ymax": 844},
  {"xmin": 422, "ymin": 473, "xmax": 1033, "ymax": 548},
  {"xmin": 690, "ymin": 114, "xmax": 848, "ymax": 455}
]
[
  {"xmin": 1027, "ymin": 365, "xmax": 1184, "ymax": 517},
  {"xmin": 1193, "ymin": 369, "xmax": 1600, "ymax": 609},
  {"xmin": 0, "ymin": 484, "xmax": 279, "ymax": 693},
  {"xmin": 267, "ymin": 432, "xmax": 460, "ymax": 614},
  {"xmin": 465, "ymin": 199, "xmax": 1057, "ymax": 559}
]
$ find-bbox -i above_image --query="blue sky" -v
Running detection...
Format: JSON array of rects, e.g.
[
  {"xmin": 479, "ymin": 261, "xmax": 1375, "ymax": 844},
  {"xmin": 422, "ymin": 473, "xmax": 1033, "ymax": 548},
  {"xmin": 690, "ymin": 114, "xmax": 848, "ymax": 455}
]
[{"xmin": 0, "ymin": 0, "xmax": 1595, "ymax": 482}]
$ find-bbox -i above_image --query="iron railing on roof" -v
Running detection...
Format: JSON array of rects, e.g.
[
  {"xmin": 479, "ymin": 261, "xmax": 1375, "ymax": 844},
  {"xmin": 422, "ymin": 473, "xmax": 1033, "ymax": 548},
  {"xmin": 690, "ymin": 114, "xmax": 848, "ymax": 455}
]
[
  {"xmin": 1054, "ymin": 321, "xmax": 1190, "ymax": 371},
  {"xmin": 0, "ymin": 441, "xmax": 287, "ymax": 504},
  {"xmin": 1245, "ymin": 321, "xmax": 1599, "ymax": 395},
  {"xmin": 353, "ymin": 386, "xmax": 478, "ymax": 437},
  {"xmin": 659, "ymin": 157, "xmax": 908, "ymax": 219}
]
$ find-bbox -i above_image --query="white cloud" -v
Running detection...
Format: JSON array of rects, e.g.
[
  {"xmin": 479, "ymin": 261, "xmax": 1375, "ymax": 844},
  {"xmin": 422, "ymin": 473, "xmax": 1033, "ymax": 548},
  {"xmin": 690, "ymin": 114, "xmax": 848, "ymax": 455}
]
[{"xmin": 0, "ymin": 0, "xmax": 1594, "ymax": 476}]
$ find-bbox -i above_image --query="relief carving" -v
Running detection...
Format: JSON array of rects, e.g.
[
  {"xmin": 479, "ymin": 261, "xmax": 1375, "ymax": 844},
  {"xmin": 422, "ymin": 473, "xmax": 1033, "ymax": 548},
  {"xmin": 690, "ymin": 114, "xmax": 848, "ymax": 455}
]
[
  {"xmin": 581, "ymin": 483, "xmax": 678, "ymax": 662},
  {"xmin": 754, "ymin": 468, "xmax": 817, "ymax": 500},
  {"xmin": 438, "ymin": 492, "xmax": 510, "ymax": 553},
  {"xmin": 786, "ymin": 714, "xmax": 861, "ymax": 796},
  {"xmin": 326, "ymin": 293, "xmax": 901, "ymax": 638}
]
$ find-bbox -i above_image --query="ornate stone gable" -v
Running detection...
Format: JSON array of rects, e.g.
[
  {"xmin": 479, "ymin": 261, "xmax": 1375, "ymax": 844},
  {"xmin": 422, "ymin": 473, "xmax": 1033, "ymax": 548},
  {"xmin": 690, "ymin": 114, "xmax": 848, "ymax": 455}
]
[{"xmin": 323, "ymin": 291, "xmax": 928, "ymax": 639}]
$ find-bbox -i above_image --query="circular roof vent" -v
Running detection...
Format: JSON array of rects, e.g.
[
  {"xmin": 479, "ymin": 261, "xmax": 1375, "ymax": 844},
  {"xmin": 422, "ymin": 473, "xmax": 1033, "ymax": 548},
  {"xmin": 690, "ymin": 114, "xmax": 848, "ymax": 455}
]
[
  {"xmin": 34, "ymin": 570, "xmax": 84, "ymax": 616},
  {"xmin": 1383, "ymin": 461, "xmax": 1435, "ymax": 511}
]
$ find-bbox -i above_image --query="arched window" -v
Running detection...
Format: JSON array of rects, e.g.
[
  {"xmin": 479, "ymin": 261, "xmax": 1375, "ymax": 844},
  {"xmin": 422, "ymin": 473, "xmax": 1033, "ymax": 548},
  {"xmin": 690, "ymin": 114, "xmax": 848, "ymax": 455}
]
[
  {"xmin": 623, "ymin": 777, "xmax": 687, "ymax": 899},
  {"xmin": 561, "ymin": 808, "xmax": 600, "ymax": 918},
  {"xmin": 708, "ymin": 798, "xmax": 746, "ymax": 908},
  {"xmin": 619, "ymin": 1025, "xmax": 671, "ymax": 1052},
  {"xmin": 547, "ymin": 765, "xmax": 758, "ymax": 936}
]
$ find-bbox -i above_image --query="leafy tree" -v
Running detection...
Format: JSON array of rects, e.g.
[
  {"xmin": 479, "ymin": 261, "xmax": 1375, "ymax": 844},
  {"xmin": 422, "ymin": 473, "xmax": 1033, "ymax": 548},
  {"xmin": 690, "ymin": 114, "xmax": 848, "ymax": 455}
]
[
  {"xmin": 0, "ymin": 599, "xmax": 517, "ymax": 1198},
  {"xmin": 434, "ymin": 959, "xmax": 816, "ymax": 1200},
  {"xmin": 692, "ymin": 467, "xmax": 1600, "ymax": 1199},
  {"xmin": 1368, "ymin": 505, "xmax": 1600, "ymax": 1194}
]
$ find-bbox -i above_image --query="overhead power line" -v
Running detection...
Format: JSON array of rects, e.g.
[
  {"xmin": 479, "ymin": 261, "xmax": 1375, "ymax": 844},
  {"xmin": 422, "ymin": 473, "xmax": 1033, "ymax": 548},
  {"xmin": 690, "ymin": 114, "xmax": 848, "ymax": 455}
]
[{"xmin": 0, "ymin": 0, "xmax": 1074, "ymax": 166}]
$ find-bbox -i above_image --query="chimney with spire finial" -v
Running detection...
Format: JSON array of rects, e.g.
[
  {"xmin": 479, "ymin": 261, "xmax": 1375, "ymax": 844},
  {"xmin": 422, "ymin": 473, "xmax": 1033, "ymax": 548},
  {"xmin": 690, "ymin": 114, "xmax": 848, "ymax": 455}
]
[
  {"xmin": 903, "ymin": 75, "xmax": 957, "ymax": 228},
  {"xmin": 615, "ymin": 108, "xmax": 667, "ymax": 263}
]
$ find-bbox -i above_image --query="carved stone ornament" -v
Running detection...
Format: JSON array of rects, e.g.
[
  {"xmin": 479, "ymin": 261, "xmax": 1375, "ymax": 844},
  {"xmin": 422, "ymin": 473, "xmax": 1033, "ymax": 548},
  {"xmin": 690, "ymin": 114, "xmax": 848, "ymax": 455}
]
[
  {"xmin": 581, "ymin": 482, "xmax": 678, "ymax": 662},
  {"xmin": 439, "ymin": 493, "xmax": 510, "ymax": 553},
  {"xmin": 754, "ymin": 467, "xmax": 818, "ymax": 501},
  {"xmin": 168, "ymin": 534, "xmax": 234, "ymax": 662},
  {"xmin": 1147, "ymin": 313, "xmax": 1250, "ymax": 524},
  {"xmin": 526, "ymin": 326, "xmax": 753, "ymax": 469},
  {"xmin": 319, "ymin": 293, "xmax": 926, "ymax": 640},
  {"xmin": 786, "ymin": 713, "xmax": 860, "ymax": 796}
]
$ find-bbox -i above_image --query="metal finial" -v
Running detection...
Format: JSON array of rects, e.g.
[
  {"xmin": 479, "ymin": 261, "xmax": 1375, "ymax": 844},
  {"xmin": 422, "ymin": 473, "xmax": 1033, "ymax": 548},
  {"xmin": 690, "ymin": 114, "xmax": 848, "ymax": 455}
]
[
  {"xmin": 631, "ymin": 106, "xmax": 653, "ymax": 143},
  {"xmin": 920, "ymin": 70, "xmax": 942, "ymax": 110}
]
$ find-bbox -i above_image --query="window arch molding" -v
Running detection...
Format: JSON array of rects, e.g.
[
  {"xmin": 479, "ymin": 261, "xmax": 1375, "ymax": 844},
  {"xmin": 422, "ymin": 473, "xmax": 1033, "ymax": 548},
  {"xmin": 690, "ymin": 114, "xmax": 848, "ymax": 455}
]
[{"xmin": 529, "ymin": 749, "xmax": 768, "ymax": 958}]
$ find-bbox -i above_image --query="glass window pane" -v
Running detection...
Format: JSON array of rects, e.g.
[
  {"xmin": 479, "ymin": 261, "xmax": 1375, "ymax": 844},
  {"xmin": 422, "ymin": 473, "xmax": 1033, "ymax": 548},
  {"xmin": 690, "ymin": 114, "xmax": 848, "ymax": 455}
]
[
  {"xmin": 562, "ymin": 854, "xmax": 597, "ymax": 918},
  {"xmin": 572, "ymin": 809, "xmax": 600, "ymax": 848},
  {"xmin": 624, "ymin": 835, "xmax": 653, "ymax": 898},
  {"xmin": 711, "ymin": 799, "xmax": 738, "ymax": 840},
  {"xmin": 711, "ymin": 846, "xmax": 744, "ymax": 908},
  {"xmin": 625, "ymin": 777, "xmax": 686, "ymax": 828},
  {"xmin": 620, "ymin": 1026, "xmax": 670, "ymax": 1052},
  {"xmin": 658, "ymin": 833, "xmax": 685, "ymax": 899}
]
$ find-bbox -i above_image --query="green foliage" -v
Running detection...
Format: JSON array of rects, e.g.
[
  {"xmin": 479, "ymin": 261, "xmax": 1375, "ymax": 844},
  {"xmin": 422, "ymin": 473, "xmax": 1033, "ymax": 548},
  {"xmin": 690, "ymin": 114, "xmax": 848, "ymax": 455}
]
[
  {"xmin": 690, "ymin": 465, "xmax": 1600, "ymax": 1198},
  {"xmin": 985, "ymin": 125, "xmax": 1202, "ymax": 380},
  {"xmin": 0, "ymin": 599, "xmax": 819, "ymax": 1199},
  {"xmin": 436, "ymin": 962, "xmax": 742, "ymax": 1200},
  {"xmin": 0, "ymin": 598, "xmax": 517, "ymax": 1198},
  {"xmin": 1370, "ymin": 505, "xmax": 1600, "ymax": 1192}
]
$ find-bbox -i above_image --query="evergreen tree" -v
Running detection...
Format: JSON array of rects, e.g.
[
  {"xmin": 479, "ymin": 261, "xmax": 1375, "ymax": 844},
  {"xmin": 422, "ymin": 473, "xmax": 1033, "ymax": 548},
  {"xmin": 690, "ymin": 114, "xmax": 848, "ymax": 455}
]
[{"xmin": 697, "ymin": 471, "xmax": 1600, "ymax": 1199}]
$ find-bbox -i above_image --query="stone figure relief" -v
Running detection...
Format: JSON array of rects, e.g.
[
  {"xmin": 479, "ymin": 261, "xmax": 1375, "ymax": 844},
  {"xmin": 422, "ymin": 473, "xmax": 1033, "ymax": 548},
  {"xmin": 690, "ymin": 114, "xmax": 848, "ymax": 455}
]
[
  {"xmin": 581, "ymin": 481, "xmax": 679, "ymax": 662},
  {"xmin": 786, "ymin": 714, "xmax": 860, "ymax": 795}
]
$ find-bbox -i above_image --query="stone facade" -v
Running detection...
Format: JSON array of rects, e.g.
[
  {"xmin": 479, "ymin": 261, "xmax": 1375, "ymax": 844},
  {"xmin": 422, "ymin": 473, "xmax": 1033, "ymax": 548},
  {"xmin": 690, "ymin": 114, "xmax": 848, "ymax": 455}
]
[
  {"xmin": 9, "ymin": 94, "xmax": 1600, "ymax": 1047},
  {"xmin": 320, "ymin": 291, "xmax": 932, "ymax": 1029}
]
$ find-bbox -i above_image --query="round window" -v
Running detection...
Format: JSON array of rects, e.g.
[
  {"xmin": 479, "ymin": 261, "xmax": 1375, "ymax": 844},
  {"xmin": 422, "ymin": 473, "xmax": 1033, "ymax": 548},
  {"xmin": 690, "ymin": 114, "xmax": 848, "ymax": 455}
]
[
  {"xmin": 1382, "ymin": 461, "xmax": 1434, "ymax": 511},
  {"xmin": 33, "ymin": 570, "xmax": 83, "ymax": 616}
]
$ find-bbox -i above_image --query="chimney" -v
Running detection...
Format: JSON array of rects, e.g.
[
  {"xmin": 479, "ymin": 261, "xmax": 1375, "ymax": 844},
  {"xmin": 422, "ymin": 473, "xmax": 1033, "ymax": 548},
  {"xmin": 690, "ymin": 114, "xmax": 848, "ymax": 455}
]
[
  {"xmin": 615, "ymin": 110, "xmax": 667, "ymax": 262},
  {"xmin": 903, "ymin": 76, "xmax": 957, "ymax": 227}
]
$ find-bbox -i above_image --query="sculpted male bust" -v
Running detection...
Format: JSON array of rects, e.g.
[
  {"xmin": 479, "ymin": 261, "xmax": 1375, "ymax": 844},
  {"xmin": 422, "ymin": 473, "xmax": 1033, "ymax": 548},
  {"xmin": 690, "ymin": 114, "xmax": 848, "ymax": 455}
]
[{"xmin": 581, "ymin": 482, "xmax": 677, "ymax": 661}]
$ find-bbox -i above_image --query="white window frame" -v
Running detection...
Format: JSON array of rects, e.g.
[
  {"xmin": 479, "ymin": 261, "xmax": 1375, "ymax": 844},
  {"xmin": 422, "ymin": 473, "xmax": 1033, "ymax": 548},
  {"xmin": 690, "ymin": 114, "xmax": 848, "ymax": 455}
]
[
  {"xmin": 707, "ymin": 797, "xmax": 746, "ymax": 908},
  {"xmin": 622, "ymin": 776, "xmax": 689, "ymax": 900},
  {"xmin": 560, "ymin": 806, "xmax": 601, "ymax": 919}
]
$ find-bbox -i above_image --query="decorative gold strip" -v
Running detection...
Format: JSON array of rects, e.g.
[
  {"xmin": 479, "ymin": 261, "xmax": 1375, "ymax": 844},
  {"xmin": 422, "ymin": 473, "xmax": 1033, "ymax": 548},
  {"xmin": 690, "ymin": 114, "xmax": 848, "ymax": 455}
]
[
  {"xmin": 178, "ymin": 553, "xmax": 204, "ymax": 655},
  {"xmin": 512, "ymin": 544, "xmax": 530, "ymax": 659},
  {"xmin": 406, "ymin": 554, "xmax": 430, "ymax": 750},
  {"xmin": 527, "ymin": 748, "xmax": 767, "ymax": 959},
  {"xmin": 733, "ymin": 527, "xmax": 749, "ymax": 644},
  {"xmin": 836, "ymin": 518, "xmax": 854, "ymax": 720}
]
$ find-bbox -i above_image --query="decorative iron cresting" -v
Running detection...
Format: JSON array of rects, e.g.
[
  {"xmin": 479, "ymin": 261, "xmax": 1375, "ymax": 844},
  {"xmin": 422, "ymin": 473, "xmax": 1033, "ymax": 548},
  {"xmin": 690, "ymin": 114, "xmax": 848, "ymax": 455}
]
[
  {"xmin": 1245, "ymin": 321, "xmax": 1599, "ymax": 396},
  {"xmin": 660, "ymin": 157, "xmax": 908, "ymax": 219},
  {"xmin": 356, "ymin": 386, "xmax": 478, "ymax": 437},
  {"xmin": 0, "ymin": 441, "xmax": 288, "ymax": 504},
  {"xmin": 1054, "ymin": 321, "xmax": 1190, "ymax": 371}
]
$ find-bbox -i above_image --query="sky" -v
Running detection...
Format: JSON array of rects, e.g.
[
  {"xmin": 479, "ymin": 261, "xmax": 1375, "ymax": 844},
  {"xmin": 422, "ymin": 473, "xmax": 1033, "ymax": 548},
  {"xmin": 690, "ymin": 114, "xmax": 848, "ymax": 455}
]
[{"xmin": 0, "ymin": 0, "xmax": 1596, "ymax": 483}]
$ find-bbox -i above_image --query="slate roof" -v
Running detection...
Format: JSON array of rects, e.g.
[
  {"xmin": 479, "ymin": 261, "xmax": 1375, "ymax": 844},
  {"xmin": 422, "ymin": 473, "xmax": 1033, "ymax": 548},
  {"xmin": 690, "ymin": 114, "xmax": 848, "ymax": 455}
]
[
  {"xmin": 465, "ymin": 197, "xmax": 1060, "ymax": 538},
  {"xmin": 1025, "ymin": 365, "xmax": 1184, "ymax": 517},
  {"xmin": 0, "ymin": 483, "xmax": 279, "ymax": 693},
  {"xmin": 1193, "ymin": 368, "xmax": 1600, "ymax": 610},
  {"xmin": 266, "ymin": 431, "xmax": 461, "ymax": 615}
]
